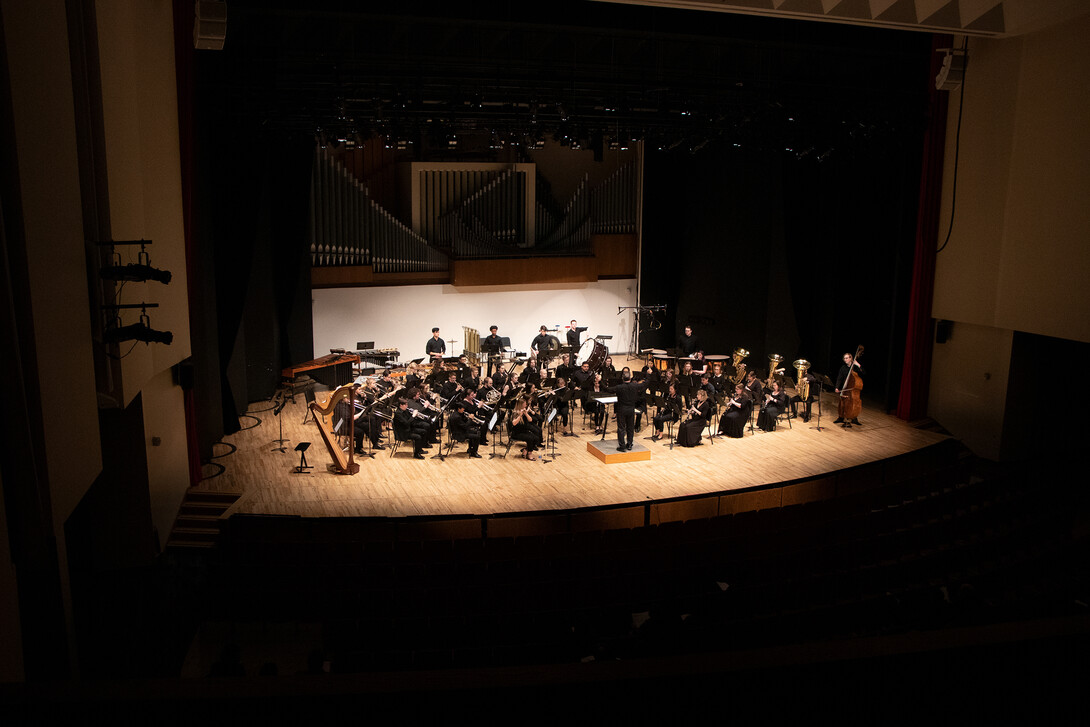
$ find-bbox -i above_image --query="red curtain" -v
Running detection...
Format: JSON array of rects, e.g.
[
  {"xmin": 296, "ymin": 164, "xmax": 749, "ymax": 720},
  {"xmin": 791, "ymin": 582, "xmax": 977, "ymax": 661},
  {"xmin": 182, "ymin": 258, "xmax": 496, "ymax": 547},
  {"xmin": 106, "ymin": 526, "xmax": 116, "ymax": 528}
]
[{"xmin": 896, "ymin": 35, "xmax": 952, "ymax": 421}]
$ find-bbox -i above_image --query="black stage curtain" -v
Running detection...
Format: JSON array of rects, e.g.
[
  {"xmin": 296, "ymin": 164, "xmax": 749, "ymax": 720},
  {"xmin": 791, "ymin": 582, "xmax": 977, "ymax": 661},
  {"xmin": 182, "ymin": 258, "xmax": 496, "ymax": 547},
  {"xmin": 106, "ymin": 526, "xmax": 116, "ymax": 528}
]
[{"xmin": 642, "ymin": 137, "xmax": 923, "ymax": 409}]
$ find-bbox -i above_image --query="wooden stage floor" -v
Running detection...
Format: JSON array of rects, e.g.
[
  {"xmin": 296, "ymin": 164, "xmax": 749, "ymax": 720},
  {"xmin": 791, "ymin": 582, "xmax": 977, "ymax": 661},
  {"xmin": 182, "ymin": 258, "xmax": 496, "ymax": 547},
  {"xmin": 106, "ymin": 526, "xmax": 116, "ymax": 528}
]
[{"xmin": 199, "ymin": 358, "xmax": 950, "ymax": 520}]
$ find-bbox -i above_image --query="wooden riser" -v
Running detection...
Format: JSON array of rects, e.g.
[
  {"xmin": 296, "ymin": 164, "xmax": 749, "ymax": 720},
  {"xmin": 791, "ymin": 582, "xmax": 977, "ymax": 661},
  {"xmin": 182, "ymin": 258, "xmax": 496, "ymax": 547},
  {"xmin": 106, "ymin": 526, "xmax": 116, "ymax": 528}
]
[{"xmin": 587, "ymin": 440, "xmax": 652, "ymax": 464}]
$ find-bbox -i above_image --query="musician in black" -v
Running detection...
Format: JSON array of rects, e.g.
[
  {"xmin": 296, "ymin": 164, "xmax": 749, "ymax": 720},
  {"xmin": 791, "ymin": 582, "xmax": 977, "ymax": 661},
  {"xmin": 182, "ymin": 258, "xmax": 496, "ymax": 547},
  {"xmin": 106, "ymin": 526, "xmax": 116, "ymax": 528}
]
[
  {"xmin": 531, "ymin": 325, "xmax": 552, "ymax": 358},
  {"xmin": 718, "ymin": 383, "xmax": 752, "ymax": 438},
  {"xmin": 555, "ymin": 353, "xmax": 574, "ymax": 382},
  {"xmin": 757, "ymin": 380, "xmax": 789, "ymax": 432},
  {"xmin": 652, "ymin": 383, "xmax": 681, "ymax": 441},
  {"xmin": 567, "ymin": 319, "xmax": 584, "ymax": 351},
  {"xmin": 462, "ymin": 365, "xmax": 481, "ymax": 391},
  {"xmin": 677, "ymin": 388, "xmax": 712, "ymax": 447},
  {"xmin": 350, "ymin": 382, "xmax": 386, "ymax": 451},
  {"xmin": 409, "ymin": 388, "xmax": 440, "ymax": 445},
  {"xmin": 833, "ymin": 353, "xmax": 865, "ymax": 426},
  {"xmin": 426, "ymin": 328, "xmax": 446, "ymax": 361},
  {"xmin": 678, "ymin": 325, "xmax": 698, "ymax": 357},
  {"xmin": 790, "ymin": 371, "xmax": 821, "ymax": 423},
  {"xmin": 699, "ymin": 372, "xmax": 716, "ymax": 399},
  {"xmin": 585, "ymin": 373, "xmax": 607, "ymax": 434},
  {"xmin": 440, "ymin": 372, "xmax": 463, "ymax": 401},
  {"xmin": 745, "ymin": 370, "xmax": 764, "ymax": 403},
  {"xmin": 608, "ymin": 370, "xmax": 644, "ymax": 451},
  {"xmin": 482, "ymin": 325, "xmax": 503, "ymax": 377},
  {"xmin": 554, "ymin": 376, "xmax": 571, "ymax": 428},
  {"xmin": 448, "ymin": 400, "xmax": 483, "ymax": 458},
  {"xmin": 393, "ymin": 399, "xmax": 425, "ymax": 459}
]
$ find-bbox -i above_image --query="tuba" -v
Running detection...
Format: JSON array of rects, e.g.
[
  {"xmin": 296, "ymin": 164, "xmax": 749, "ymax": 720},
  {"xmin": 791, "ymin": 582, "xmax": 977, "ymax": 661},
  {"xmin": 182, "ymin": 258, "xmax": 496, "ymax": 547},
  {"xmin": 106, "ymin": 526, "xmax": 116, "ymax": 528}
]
[
  {"xmin": 766, "ymin": 354, "xmax": 784, "ymax": 387},
  {"xmin": 731, "ymin": 347, "xmax": 750, "ymax": 385},
  {"xmin": 793, "ymin": 359, "xmax": 811, "ymax": 400}
]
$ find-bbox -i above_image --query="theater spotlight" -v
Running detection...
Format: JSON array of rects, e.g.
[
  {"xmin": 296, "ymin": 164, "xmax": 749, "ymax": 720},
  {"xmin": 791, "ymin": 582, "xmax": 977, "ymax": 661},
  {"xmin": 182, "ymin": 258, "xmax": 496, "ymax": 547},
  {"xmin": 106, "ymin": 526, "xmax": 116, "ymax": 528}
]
[
  {"xmin": 103, "ymin": 321, "xmax": 174, "ymax": 345},
  {"xmin": 102, "ymin": 304, "xmax": 173, "ymax": 345},
  {"xmin": 97, "ymin": 239, "xmax": 172, "ymax": 284}
]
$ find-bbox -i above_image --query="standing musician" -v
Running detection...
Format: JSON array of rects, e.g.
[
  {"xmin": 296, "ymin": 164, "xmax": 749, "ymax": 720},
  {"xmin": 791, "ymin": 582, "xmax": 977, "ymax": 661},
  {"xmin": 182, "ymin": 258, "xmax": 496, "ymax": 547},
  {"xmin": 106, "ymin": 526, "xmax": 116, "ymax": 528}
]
[
  {"xmin": 607, "ymin": 369, "xmax": 644, "ymax": 451},
  {"xmin": 482, "ymin": 325, "xmax": 503, "ymax": 377},
  {"xmin": 677, "ymin": 388, "xmax": 712, "ymax": 447},
  {"xmin": 718, "ymin": 383, "xmax": 752, "ymax": 438},
  {"xmin": 393, "ymin": 398, "xmax": 426, "ymax": 459},
  {"xmin": 425, "ymin": 327, "xmax": 446, "ymax": 362},
  {"xmin": 531, "ymin": 325, "xmax": 552, "ymax": 358},
  {"xmin": 678, "ymin": 325, "xmax": 699, "ymax": 358},
  {"xmin": 567, "ymin": 319, "xmax": 586, "ymax": 351},
  {"xmin": 510, "ymin": 397, "xmax": 543, "ymax": 460},
  {"xmin": 448, "ymin": 400, "xmax": 483, "ymax": 458},
  {"xmin": 790, "ymin": 370, "xmax": 821, "ymax": 423},
  {"xmin": 757, "ymin": 380, "xmax": 789, "ymax": 432},
  {"xmin": 651, "ymin": 383, "xmax": 682, "ymax": 441},
  {"xmin": 834, "ymin": 352, "xmax": 865, "ymax": 427}
]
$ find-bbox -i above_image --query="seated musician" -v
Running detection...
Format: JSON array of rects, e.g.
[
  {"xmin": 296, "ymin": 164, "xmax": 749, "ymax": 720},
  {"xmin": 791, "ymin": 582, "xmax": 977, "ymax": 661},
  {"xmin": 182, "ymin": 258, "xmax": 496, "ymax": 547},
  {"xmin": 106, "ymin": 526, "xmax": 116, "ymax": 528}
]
[
  {"xmin": 462, "ymin": 388, "xmax": 487, "ymax": 444},
  {"xmin": 745, "ymin": 370, "xmax": 764, "ymax": 403},
  {"xmin": 679, "ymin": 360, "xmax": 696, "ymax": 378},
  {"xmin": 403, "ymin": 362, "xmax": 424, "ymax": 391},
  {"xmin": 718, "ymin": 383, "xmax": 752, "ymax": 438},
  {"xmin": 700, "ymin": 372, "xmax": 716, "ymax": 399},
  {"xmin": 554, "ymin": 376, "xmax": 571, "ymax": 428},
  {"xmin": 376, "ymin": 368, "xmax": 397, "ymax": 392},
  {"xmin": 757, "ymin": 380, "xmax": 789, "ymax": 432},
  {"xmin": 709, "ymin": 362, "xmax": 728, "ymax": 392},
  {"xmin": 510, "ymin": 397, "xmax": 543, "ymax": 460},
  {"xmin": 602, "ymin": 356, "xmax": 617, "ymax": 379},
  {"xmin": 462, "ymin": 365, "xmax": 481, "ymax": 391},
  {"xmin": 448, "ymin": 400, "xmax": 483, "ymax": 458},
  {"xmin": 555, "ymin": 353, "xmax": 574, "ymax": 382},
  {"xmin": 440, "ymin": 371, "xmax": 463, "ymax": 401},
  {"xmin": 691, "ymin": 351, "xmax": 708, "ymax": 374},
  {"xmin": 790, "ymin": 370, "xmax": 821, "ymax": 423},
  {"xmin": 584, "ymin": 373, "xmax": 607, "ymax": 434},
  {"xmin": 393, "ymin": 398, "xmax": 425, "ymax": 459},
  {"xmin": 409, "ymin": 388, "xmax": 439, "ymax": 445},
  {"xmin": 652, "ymin": 383, "xmax": 682, "ymax": 441},
  {"xmin": 351, "ymin": 382, "xmax": 385, "ymax": 451}
]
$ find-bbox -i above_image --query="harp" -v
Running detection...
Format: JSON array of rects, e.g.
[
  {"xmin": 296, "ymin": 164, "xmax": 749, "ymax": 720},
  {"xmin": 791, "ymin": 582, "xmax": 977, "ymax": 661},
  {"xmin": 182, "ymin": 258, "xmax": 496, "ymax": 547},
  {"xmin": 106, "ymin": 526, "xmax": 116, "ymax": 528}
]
[{"xmin": 309, "ymin": 383, "xmax": 360, "ymax": 475}]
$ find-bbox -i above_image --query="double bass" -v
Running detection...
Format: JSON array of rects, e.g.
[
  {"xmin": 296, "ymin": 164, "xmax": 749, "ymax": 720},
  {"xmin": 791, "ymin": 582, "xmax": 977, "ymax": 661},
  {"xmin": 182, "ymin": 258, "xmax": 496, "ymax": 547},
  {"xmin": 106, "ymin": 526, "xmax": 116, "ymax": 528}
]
[{"xmin": 837, "ymin": 344, "xmax": 864, "ymax": 422}]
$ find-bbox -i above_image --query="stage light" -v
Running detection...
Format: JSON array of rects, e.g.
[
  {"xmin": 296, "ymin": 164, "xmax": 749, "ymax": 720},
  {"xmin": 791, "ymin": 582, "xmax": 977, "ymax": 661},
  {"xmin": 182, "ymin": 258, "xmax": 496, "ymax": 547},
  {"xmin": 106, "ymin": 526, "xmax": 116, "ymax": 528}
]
[
  {"xmin": 100, "ymin": 263, "xmax": 172, "ymax": 284},
  {"xmin": 103, "ymin": 321, "xmax": 174, "ymax": 345}
]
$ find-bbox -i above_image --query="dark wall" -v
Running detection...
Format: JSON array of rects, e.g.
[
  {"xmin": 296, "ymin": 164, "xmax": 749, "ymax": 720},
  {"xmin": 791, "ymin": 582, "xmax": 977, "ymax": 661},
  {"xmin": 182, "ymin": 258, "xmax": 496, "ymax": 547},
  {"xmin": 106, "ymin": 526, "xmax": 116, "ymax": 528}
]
[{"xmin": 642, "ymin": 140, "xmax": 922, "ymax": 409}]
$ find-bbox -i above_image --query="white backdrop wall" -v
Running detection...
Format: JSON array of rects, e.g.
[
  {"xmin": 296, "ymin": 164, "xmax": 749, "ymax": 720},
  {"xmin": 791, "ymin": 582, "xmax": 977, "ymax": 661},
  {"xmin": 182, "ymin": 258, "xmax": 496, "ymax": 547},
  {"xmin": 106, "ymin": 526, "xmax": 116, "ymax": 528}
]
[{"xmin": 313, "ymin": 280, "xmax": 638, "ymax": 365}]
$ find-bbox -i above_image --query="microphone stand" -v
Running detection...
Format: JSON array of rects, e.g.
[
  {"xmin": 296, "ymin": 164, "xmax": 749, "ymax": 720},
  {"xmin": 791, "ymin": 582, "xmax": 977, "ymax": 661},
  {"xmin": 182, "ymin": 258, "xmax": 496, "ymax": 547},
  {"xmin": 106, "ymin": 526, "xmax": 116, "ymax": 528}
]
[{"xmin": 272, "ymin": 392, "xmax": 289, "ymax": 453}]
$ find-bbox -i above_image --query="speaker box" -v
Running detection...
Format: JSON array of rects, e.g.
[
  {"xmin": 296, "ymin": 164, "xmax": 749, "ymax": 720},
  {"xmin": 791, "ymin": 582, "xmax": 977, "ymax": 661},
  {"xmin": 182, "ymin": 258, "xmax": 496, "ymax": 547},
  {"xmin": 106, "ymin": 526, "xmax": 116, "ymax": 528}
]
[{"xmin": 194, "ymin": 0, "xmax": 227, "ymax": 50}]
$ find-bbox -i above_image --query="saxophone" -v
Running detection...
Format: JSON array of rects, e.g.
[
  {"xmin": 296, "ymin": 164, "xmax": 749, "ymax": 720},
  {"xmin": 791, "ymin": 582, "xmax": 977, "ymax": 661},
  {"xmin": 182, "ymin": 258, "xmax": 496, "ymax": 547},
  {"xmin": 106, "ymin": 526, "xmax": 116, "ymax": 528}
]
[
  {"xmin": 766, "ymin": 354, "xmax": 785, "ymax": 387},
  {"xmin": 793, "ymin": 359, "xmax": 811, "ymax": 400}
]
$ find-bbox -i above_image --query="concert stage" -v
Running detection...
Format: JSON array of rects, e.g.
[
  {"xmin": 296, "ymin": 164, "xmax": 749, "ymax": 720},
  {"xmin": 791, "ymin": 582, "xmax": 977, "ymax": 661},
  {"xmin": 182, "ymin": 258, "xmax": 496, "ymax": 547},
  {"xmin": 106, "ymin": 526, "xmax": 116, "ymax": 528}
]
[{"xmin": 197, "ymin": 373, "xmax": 951, "ymax": 523}]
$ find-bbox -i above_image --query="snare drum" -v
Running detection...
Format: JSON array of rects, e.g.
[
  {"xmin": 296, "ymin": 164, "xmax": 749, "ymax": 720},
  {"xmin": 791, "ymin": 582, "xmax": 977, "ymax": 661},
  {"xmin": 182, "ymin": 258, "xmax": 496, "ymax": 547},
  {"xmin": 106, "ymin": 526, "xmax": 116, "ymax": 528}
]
[{"xmin": 575, "ymin": 339, "xmax": 608, "ymax": 371}]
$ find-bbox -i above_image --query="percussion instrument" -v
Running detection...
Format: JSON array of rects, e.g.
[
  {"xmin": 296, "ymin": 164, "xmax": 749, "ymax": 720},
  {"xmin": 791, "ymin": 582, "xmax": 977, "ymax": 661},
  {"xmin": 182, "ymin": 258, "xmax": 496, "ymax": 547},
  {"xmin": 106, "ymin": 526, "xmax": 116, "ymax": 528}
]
[
  {"xmin": 575, "ymin": 339, "xmax": 608, "ymax": 371},
  {"xmin": 652, "ymin": 354, "xmax": 675, "ymax": 371},
  {"xmin": 703, "ymin": 354, "xmax": 730, "ymax": 361}
]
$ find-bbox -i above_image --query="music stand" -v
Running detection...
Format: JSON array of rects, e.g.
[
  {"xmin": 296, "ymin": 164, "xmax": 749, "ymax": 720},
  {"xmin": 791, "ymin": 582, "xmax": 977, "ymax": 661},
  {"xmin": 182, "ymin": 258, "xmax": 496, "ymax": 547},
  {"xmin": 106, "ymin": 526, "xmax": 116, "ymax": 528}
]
[
  {"xmin": 813, "ymin": 373, "xmax": 834, "ymax": 432},
  {"xmin": 272, "ymin": 390, "xmax": 289, "ymax": 452},
  {"xmin": 294, "ymin": 442, "xmax": 312, "ymax": 473}
]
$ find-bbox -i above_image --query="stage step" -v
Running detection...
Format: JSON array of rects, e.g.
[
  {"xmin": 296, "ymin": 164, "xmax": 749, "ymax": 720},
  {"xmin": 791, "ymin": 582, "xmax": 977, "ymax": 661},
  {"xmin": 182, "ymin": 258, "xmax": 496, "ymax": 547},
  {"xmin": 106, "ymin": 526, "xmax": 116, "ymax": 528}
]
[{"xmin": 166, "ymin": 489, "xmax": 242, "ymax": 550}]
